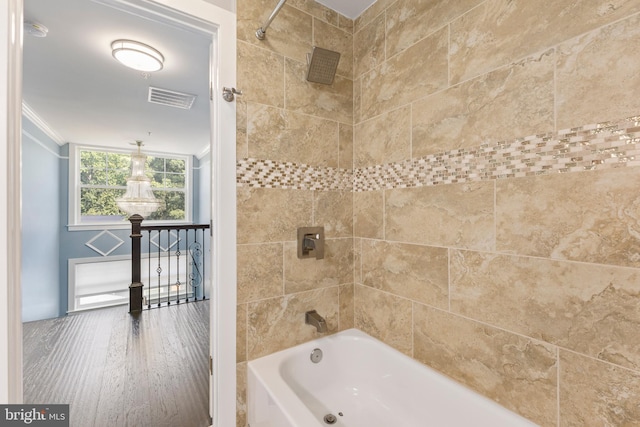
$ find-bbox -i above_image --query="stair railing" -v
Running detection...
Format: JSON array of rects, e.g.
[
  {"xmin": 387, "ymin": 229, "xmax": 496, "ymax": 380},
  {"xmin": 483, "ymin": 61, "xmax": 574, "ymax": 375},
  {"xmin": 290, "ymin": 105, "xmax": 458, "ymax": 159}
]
[{"xmin": 129, "ymin": 214, "xmax": 211, "ymax": 313}]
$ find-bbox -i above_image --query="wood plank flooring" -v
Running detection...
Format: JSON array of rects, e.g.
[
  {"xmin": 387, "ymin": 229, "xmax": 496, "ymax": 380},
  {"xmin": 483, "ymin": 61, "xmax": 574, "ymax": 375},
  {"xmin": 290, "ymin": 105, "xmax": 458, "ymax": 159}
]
[{"xmin": 23, "ymin": 301, "xmax": 211, "ymax": 427}]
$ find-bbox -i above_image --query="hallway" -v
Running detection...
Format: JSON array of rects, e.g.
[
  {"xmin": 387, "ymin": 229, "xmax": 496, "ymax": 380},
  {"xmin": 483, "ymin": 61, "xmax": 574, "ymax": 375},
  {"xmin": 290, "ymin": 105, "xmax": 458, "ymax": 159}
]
[{"xmin": 23, "ymin": 301, "xmax": 210, "ymax": 427}]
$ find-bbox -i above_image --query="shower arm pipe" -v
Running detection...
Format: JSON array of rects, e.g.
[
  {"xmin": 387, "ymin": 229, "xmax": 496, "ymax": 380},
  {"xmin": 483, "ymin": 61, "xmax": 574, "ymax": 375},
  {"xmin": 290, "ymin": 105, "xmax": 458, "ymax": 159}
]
[{"xmin": 255, "ymin": 0, "xmax": 287, "ymax": 40}]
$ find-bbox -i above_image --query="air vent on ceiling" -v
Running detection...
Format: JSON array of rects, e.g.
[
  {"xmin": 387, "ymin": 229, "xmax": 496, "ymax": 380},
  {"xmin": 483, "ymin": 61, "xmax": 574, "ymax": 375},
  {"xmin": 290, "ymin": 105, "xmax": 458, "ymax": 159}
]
[{"xmin": 148, "ymin": 86, "xmax": 197, "ymax": 109}]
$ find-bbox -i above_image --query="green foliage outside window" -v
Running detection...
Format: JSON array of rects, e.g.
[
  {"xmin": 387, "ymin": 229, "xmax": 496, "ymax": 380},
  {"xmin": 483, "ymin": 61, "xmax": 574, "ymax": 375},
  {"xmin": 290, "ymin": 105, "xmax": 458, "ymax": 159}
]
[{"xmin": 79, "ymin": 149, "xmax": 188, "ymax": 222}]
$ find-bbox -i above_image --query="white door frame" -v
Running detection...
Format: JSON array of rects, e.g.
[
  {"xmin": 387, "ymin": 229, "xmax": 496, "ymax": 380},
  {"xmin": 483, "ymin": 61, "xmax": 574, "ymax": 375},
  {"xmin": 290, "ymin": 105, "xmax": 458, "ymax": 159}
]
[
  {"xmin": 0, "ymin": 0, "xmax": 24, "ymax": 405},
  {"xmin": 0, "ymin": 1, "xmax": 237, "ymax": 425}
]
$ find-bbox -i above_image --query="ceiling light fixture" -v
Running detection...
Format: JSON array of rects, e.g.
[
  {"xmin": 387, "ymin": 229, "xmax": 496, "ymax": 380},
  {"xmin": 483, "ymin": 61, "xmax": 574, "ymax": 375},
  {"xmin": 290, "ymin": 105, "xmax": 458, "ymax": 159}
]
[{"xmin": 111, "ymin": 39, "xmax": 164, "ymax": 72}]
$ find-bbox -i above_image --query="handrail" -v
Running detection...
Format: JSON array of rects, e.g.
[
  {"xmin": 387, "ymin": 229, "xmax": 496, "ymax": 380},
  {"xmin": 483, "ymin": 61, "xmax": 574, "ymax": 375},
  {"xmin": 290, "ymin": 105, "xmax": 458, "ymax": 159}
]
[{"xmin": 140, "ymin": 223, "xmax": 210, "ymax": 231}]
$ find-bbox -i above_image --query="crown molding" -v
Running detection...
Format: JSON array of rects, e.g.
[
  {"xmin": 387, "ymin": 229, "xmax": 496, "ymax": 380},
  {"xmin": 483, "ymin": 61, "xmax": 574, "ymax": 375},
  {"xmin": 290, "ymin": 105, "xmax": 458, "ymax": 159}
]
[{"xmin": 21, "ymin": 102, "xmax": 65, "ymax": 146}]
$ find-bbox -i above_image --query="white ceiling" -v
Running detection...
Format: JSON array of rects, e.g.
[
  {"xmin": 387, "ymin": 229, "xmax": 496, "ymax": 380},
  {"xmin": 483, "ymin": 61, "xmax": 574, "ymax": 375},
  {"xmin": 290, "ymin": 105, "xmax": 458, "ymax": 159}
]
[
  {"xmin": 23, "ymin": 0, "xmax": 212, "ymax": 157},
  {"xmin": 315, "ymin": 0, "xmax": 377, "ymax": 19},
  {"xmin": 22, "ymin": 0, "xmax": 377, "ymax": 157}
]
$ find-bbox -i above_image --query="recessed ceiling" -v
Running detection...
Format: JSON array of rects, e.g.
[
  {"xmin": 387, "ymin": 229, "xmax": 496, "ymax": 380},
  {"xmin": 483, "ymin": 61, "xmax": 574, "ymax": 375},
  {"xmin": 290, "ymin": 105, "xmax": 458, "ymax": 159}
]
[{"xmin": 315, "ymin": 0, "xmax": 378, "ymax": 19}]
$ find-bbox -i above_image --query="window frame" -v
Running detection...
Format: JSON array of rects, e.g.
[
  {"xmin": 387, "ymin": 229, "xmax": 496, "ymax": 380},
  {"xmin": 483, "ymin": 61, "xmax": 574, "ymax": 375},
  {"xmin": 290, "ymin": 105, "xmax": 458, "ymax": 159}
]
[{"xmin": 68, "ymin": 143, "xmax": 193, "ymax": 231}]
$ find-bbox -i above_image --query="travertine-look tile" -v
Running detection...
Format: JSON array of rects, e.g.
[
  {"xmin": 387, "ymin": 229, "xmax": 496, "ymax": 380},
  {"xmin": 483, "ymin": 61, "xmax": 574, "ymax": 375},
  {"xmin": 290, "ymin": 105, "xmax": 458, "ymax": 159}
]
[
  {"xmin": 237, "ymin": 0, "xmax": 311, "ymax": 63},
  {"xmin": 284, "ymin": 238, "xmax": 353, "ymax": 294},
  {"xmin": 314, "ymin": 18, "xmax": 353, "ymax": 79},
  {"xmin": 338, "ymin": 123, "xmax": 353, "ymax": 169},
  {"xmin": 412, "ymin": 50, "xmax": 554, "ymax": 157},
  {"xmin": 496, "ymin": 168, "xmax": 640, "ymax": 268},
  {"xmin": 386, "ymin": 0, "xmax": 483, "ymax": 58},
  {"xmin": 353, "ymin": 76, "xmax": 362, "ymax": 124},
  {"xmin": 449, "ymin": 0, "xmax": 640, "ymax": 84},
  {"xmin": 386, "ymin": 182, "xmax": 495, "ymax": 250},
  {"xmin": 338, "ymin": 14, "xmax": 354, "ymax": 33},
  {"xmin": 353, "ymin": 13, "xmax": 385, "ymax": 78},
  {"xmin": 237, "ymin": 304, "xmax": 247, "ymax": 363},
  {"xmin": 247, "ymin": 287, "xmax": 339, "ymax": 359},
  {"xmin": 237, "ymin": 243, "xmax": 283, "ymax": 303},
  {"xmin": 354, "ymin": 285, "xmax": 413, "ymax": 356},
  {"xmin": 413, "ymin": 303, "xmax": 558, "ymax": 426},
  {"xmin": 354, "ymin": 190, "xmax": 384, "ymax": 239},
  {"xmin": 237, "ymin": 41, "xmax": 284, "ymax": 108},
  {"xmin": 285, "ymin": 58, "xmax": 353, "ymax": 124},
  {"xmin": 339, "ymin": 283, "xmax": 354, "ymax": 330},
  {"xmin": 362, "ymin": 240, "xmax": 449, "ymax": 308},
  {"xmin": 354, "ymin": 0, "xmax": 395, "ymax": 33},
  {"xmin": 237, "ymin": 187, "xmax": 313, "ymax": 244},
  {"xmin": 236, "ymin": 362, "xmax": 247, "ymax": 427},
  {"xmin": 557, "ymin": 13, "xmax": 640, "ymax": 129},
  {"xmin": 360, "ymin": 27, "xmax": 448, "ymax": 120},
  {"xmin": 236, "ymin": 99, "xmax": 248, "ymax": 159},
  {"xmin": 288, "ymin": 0, "xmax": 338, "ymax": 26},
  {"xmin": 354, "ymin": 105, "xmax": 411, "ymax": 167},
  {"xmin": 314, "ymin": 191, "xmax": 353, "ymax": 238},
  {"xmin": 560, "ymin": 351, "xmax": 640, "ymax": 426},
  {"xmin": 354, "ymin": 238, "xmax": 362, "ymax": 284},
  {"xmin": 451, "ymin": 250, "xmax": 640, "ymax": 371},
  {"xmin": 247, "ymin": 104, "xmax": 339, "ymax": 167}
]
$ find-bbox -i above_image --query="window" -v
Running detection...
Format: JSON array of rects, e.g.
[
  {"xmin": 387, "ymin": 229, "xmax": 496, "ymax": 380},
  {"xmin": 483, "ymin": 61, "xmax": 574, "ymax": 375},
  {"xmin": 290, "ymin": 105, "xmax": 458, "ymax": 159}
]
[{"xmin": 70, "ymin": 145, "xmax": 191, "ymax": 229}]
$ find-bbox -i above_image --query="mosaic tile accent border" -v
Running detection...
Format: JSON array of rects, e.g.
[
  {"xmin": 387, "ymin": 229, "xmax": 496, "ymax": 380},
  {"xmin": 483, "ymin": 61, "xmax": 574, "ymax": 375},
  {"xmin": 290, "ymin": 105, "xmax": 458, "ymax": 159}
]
[
  {"xmin": 237, "ymin": 115, "xmax": 640, "ymax": 192},
  {"xmin": 236, "ymin": 159, "xmax": 353, "ymax": 191}
]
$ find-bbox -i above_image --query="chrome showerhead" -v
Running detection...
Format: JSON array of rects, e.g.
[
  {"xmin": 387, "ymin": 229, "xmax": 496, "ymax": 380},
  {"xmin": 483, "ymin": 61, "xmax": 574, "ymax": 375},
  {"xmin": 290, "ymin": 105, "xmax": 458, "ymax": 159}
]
[{"xmin": 306, "ymin": 46, "xmax": 340, "ymax": 85}]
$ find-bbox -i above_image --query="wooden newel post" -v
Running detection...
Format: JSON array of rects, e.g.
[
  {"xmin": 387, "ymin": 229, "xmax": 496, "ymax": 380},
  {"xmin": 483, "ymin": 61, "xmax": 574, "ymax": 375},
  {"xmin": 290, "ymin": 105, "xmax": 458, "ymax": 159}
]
[{"xmin": 129, "ymin": 214, "xmax": 144, "ymax": 313}]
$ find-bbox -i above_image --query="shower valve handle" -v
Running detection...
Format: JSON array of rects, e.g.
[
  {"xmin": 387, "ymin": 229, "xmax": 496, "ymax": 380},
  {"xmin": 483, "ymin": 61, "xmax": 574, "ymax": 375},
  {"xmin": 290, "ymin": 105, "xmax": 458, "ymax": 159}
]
[{"xmin": 222, "ymin": 87, "xmax": 243, "ymax": 102}]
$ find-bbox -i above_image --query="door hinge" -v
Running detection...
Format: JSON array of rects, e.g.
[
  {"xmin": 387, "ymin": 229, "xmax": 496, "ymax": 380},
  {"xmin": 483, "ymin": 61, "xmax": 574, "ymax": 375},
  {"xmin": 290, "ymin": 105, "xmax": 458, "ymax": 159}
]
[{"xmin": 209, "ymin": 355, "xmax": 213, "ymax": 375}]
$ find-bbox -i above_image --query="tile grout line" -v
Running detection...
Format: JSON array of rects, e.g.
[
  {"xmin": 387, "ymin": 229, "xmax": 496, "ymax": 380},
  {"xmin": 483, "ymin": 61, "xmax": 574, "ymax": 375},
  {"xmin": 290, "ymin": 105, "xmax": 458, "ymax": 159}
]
[
  {"xmin": 557, "ymin": 346, "xmax": 561, "ymax": 427},
  {"xmin": 447, "ymin": 247, "xmax": 451, "ymax": 312}
]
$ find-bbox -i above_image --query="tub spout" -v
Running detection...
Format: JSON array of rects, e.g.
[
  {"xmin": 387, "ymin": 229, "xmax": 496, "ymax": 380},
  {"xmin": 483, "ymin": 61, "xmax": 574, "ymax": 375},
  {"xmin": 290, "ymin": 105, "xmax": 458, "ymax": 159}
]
[{"xmin": 305, "ymin": 310, "xmax": 327, "ymax": 333}]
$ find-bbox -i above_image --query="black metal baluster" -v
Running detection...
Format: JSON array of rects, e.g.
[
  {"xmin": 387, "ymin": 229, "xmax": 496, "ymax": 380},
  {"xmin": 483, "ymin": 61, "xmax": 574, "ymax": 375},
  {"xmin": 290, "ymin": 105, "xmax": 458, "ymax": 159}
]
[
  {"xmin": 175, "ymin": 229, "xmax": 181, "ymax": 304},
  {"xmin": 134, "ymin": 223, "xmax": 210, "ymax": 310},
  {"xmin": 191, "ymin": 228, "xmax": 196, "ymax": 301},
  {"xmin": 195, "ymin": 229, "xmax": 200, "ymax": 301},
  {"xmin": 196, "ymin": 229, "xmax": 203, "ymax": 301},
  {"xmin": 147, "ymin": 230, "xmax": 151, "ymax": 309},
  {"xmin": 157, "ymin": 231, "xmax": 162, "ymax": 308},
  {"xmin": 167, "ymin": 229, "xmax": 171, "ymax": 306},
  {"xmin": 186, "ymin": 229, "xmax": 191, "ymax": 303},
  {"xmin": 194, "ymin": 228, "xmax": 199, "ymax": 301},
  {"xmin": 202, "ymin": 228, "xmax": 206, "ymax": 301}
]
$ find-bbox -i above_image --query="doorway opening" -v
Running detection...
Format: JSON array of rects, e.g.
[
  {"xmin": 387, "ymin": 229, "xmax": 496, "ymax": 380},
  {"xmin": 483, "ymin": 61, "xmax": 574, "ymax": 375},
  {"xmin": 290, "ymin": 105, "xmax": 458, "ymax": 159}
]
[{"xmin": 12, "ymin": 0, "xmax": 238, "ymax": 424}]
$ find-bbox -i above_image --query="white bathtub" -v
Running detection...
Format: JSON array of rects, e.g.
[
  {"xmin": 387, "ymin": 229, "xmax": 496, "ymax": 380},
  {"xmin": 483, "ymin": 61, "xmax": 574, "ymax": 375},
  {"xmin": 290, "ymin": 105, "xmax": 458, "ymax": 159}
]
[{"xmin": 248, "ymin": 328, "xmax": 538, "ymax": 427}]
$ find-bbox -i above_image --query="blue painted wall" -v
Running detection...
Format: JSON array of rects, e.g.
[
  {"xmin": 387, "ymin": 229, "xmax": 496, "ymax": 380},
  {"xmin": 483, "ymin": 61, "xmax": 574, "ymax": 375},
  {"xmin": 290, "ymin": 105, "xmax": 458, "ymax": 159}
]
[
  {"xmin": 21, "ymin": 118, "xmax": 62, "ymax": 322},
  {"xmin": 22, "ymin": 121, "xmax": 211, "ymax": 321}
]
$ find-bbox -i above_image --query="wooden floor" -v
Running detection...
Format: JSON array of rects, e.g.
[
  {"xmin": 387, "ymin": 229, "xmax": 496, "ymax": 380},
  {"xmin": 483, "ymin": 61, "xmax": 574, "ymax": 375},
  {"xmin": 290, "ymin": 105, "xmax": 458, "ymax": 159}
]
[{"xmin": 23, "ymin": 301, "xmax": 211, "ymax": 427}]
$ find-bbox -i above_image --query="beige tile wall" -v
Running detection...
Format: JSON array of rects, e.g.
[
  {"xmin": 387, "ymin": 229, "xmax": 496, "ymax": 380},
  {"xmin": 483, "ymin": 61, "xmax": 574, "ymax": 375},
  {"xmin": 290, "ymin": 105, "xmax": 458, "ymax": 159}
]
[
  {"xmin": 235, "ymin": 1, "xmax": 354, "ymax": 425},
  {"xmin": 236, "ymin": 0, "xmax": 640, "ymax": 426},
  {"xmin": 352, "ymin": 1, "xmax": 640, "ymax": 426}
]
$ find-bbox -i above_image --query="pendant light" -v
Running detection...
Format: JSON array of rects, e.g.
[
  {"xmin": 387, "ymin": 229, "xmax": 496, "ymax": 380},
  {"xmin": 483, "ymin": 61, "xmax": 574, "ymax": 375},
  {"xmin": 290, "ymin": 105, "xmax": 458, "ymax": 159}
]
[{"xmin": 116, "ymin": 141, "xmax": 164, "ymax": 218}]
